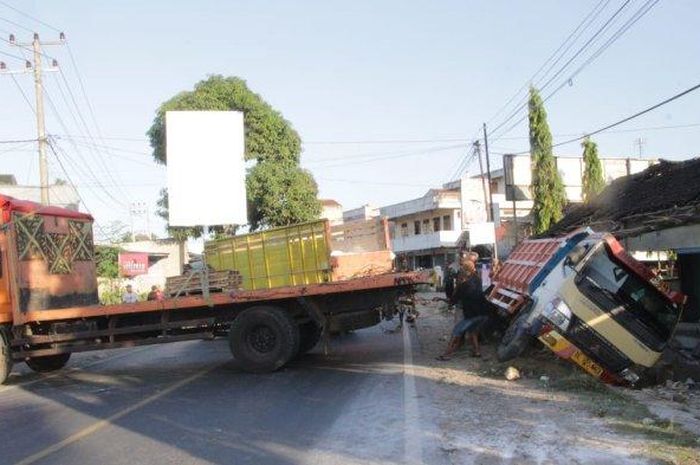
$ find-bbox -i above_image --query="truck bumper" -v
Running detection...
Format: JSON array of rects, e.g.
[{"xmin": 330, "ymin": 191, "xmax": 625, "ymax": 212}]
[{"xmin": 537, "ymin": 326, "xmax": 624, "ymax": 385}]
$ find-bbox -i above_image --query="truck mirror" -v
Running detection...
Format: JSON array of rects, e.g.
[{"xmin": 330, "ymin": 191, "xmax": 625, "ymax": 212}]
[{"xmin": 564, "ymin": 245, "xmax": 587, "ymax": 269}]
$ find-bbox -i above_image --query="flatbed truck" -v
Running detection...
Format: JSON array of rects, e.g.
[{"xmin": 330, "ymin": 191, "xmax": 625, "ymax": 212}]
[{"xmin": 0, "ymin": 195, "xmax": 426, "ymax": 384}]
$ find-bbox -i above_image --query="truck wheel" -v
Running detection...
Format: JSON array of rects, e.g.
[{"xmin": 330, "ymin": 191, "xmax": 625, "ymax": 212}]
[
  {"xmin": 229, "ymin": 306, "xmax": 300, "ymax": 373},
  {"xmin": 0, "ymin": 326, "xmax": 12, "ymax": 385},
  {"xmin": 297, "ymin": 321, "xmax": 322, "ymax": 356},
  {"xmin": 25, "ymin": 353, "xmax": 71, "ymax": 373},
  {"xmin": 497, "ymin": 307, "xmax": 533, "ymax": 362}
]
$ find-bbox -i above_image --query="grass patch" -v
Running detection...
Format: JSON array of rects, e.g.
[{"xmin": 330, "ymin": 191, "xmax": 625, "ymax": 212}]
[{"xmin": 551, "ymin": 372, "xmax": 700, "ymax": 465}]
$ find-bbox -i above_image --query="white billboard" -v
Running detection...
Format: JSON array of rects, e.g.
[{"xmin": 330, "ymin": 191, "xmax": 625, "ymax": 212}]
[{"xmin": 166, "ymin": 111, "xmax": 247, "ymax": 227}]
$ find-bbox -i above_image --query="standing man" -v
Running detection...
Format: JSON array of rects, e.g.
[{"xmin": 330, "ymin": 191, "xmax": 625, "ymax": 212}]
[{"xmin": 122, "ymin": 284, "xmax": 139, "ymax": 304}]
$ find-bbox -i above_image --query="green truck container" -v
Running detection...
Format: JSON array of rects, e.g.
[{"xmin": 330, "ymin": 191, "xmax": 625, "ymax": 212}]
[{"xmin": 205, "ymin": 220, "xmax": 333, "ymax": 290}]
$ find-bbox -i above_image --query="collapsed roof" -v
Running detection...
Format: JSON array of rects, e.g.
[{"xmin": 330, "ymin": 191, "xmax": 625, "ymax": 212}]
[{"xmin": 545, "ymin": 157, "xmax": 700, "ymax": 238}]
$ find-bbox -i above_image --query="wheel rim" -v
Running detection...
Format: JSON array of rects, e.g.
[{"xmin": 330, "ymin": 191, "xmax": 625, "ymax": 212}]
[{"xmin": 248, "ymin": 325, "xmax": 277, "ymax": 353}]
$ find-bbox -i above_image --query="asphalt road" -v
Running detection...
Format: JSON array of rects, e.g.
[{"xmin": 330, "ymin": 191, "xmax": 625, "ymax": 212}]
[{"xmin": 0, "ymin": 324, "xmax": 446, "ymax": 465}]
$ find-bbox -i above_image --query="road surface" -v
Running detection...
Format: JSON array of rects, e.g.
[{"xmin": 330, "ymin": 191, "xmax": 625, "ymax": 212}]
[{"xmin": 0, "ymin": 323, "xmax": 446, "ymax": 465}]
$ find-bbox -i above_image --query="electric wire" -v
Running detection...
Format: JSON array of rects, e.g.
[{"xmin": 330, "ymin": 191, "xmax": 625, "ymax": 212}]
[
  {"xmin": 484, "ymin": 0, "xmax": 611, "ymax": 127},
  {"xmin": 488, "ymin": 0, "xmax": 661, "ymax": 143},
  {"xmin": 507, "ymin": 81, "xmax": 700, "ymax": 155},
  {"xmin": 46, "ymin": 138, "xmax": 118, "ymax": 243},
  {"xmin": 487, "ymin": 0, "xmax": 635, "ymax": 142},
  {"xmin": 0, "ymin": 1, "xmax": 62, "ymax": 32},
  {"xmin": 43, "ymin": 88, "xmax": 128, "ymax": 209}
]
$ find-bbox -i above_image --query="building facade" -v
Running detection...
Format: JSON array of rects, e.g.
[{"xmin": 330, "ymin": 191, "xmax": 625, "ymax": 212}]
[{"xmin": 380, "ymin": 188, "xmax": 462, "ymax": 269}]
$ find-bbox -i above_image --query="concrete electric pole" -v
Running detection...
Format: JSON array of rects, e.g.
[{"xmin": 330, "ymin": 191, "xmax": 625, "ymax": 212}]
[{"xmin": 1, "ymin": 32, "xmax": 65, "ymax": 205}]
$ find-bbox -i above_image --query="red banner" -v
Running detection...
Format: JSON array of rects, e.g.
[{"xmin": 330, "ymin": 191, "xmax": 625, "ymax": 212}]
[{"xmin": 118, "ymin": 252, "xmax": 149, "ymax": 277}]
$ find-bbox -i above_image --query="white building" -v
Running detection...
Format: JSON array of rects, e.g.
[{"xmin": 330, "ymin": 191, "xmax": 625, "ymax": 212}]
[
  {"xmin": 343, "ymin": 204, "xmax": 379, "ymax": 222},
  {"xmin": 0, "ymin": 175, "xmax": 81, "ymax": 211},
  {"xmin": 320, "ymin": 199, "xmax": 343, "ymax": 226},
  {"xmin": 380, "ymin": 187, "xmax": 463, "ymax": 269}
]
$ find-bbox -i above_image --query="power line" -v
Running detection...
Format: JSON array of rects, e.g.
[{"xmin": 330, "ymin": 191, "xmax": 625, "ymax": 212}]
[
  {"xmin": 304, "ymin": 137, "xmax": 470, "ymax": 145},
  {"xmin": 308, "ymin": 143, "xmax": 464, "ymax": 168},
  {"xmin": 484, "ymin": 0, "xmax": 611, "ymax": 127},
  {"xmin": 508, "ymin": 81, "xmax": 700, "ymax": 155},
  {"xmin": 0, "ymin": 15, "xmax": 33, "ymax": 33},
  {"xmin": 489, "ymin": 0, "xmax": 660, "ymax": 143},
  {"xmin": 0, "ymin": 47, "xmax": 24, "ymax": 61},
  {"xmin": 46, "ymin": 138, "xmax": 119, "ymax": 243},
  {"xmin": 488, "ymin": 0, "xmax": 634, "ymax": 142},
  {"xmin": 0, "ymin": 1, "xmax": 62, "ymax": 32},
  {"xmin": 0, "ymin": 137, "xmax": 36, "ymax": 144}
]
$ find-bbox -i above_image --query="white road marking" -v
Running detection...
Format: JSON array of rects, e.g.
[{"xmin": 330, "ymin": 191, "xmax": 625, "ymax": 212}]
[
  {"xmin": 402, "ymin": 324, "xmax": 424, "ymax": 465},
  {"xmin": 13, "ymin": 365, "xmax": 216, "ymax": 465}
]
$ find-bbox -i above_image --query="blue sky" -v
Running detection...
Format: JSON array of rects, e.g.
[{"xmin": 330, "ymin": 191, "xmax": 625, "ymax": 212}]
[{"xmin": 0, "ymin": 0, "xmax": 698, "ymax": 240}]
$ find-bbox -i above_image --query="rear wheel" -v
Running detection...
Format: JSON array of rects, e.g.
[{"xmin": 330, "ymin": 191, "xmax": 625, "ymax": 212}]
[
  {"xmin": 229, "ymin": 306, "xmax": 300, "ymax": 373},
  {"xmin": 25, "ymin": 353, "xmax": 71, "ymax": 373},
  {"xmin": 297, "ymin": 321, "xmax": 323, "ymax": 356},
  {"xmin": 0, "ymin": 326, "xmax": 12, "ymax": 385},
  {"xmin": 497, "ymin": 305, "xmax": 534, "ymax": 362}
]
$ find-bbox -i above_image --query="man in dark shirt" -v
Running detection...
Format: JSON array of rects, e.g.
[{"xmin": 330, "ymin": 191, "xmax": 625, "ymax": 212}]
[{"xmin": 436, "ymin": 260, "xmax": 489, "ymax": 360}]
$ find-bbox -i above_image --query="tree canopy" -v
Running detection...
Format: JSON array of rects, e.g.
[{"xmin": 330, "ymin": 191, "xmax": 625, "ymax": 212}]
[
  {"xmin": 529, "ymin": 87, "xmax": 566, "ymax": 234},
  {"xmin": 581, "ymin": 137, "xmax": 605, "ymax": 203},
  {"xmin": 147, "ymin": 75, "xmax": 320, "ymax": 237}
]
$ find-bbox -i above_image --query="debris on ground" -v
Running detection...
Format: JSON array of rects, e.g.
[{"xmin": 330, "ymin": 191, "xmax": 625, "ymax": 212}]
[
  {"xmin": 504, "ymin": 366, "xmax": 521, "ymax": 381},
  {"xmin": 413, "ymin": 292, "xmax": 700, "ymax": 465}
]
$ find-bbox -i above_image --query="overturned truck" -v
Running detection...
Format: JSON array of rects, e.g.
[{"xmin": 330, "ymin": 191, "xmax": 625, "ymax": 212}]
[
  {"xmin": 488, "ymin": 229, "xmax": 685, "ymax": 386},
  {"xmin": 0, "ymin": 195, "xmax": 426, "ymax": 384}
]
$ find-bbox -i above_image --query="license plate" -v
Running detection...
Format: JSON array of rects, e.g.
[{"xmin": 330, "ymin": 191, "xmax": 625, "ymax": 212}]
[{"xmin": 571, "ymin": 350, "xmax": 604, "ymax": 377}]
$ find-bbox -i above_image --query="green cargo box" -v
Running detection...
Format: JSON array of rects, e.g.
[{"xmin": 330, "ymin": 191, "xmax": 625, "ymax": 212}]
[{"xmin": 205, "ymin": 220, "xmax": 332, "ymax": 290}]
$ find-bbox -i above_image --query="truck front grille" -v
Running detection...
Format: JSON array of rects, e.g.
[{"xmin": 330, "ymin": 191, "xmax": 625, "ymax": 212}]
[{"xmin": 565, "ymin": 317, "xmax": 630, "ymax": 373}]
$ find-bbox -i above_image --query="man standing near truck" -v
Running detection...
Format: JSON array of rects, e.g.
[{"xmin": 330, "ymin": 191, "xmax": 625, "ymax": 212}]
[
  {"xmin": 122, "ymin": 284, "xmax": 139, "ymax": 304},
  {"xmin": 435, "ymin": 260, "xmax": 489, "ymax": 360}
]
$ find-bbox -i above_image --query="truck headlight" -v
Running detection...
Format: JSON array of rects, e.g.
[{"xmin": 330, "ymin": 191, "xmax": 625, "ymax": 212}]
[
  {"xmin": 620, "ymin": 368, "xmax": 640, "ymax": 385},
  {"xmin": 542, "ymin": 298, "xmax": 572, "ymax": 332}
]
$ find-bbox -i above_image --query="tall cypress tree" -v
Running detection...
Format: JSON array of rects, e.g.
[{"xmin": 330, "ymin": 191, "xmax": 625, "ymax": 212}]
[
  {"xmin": 529, "ymin": 87, "xmax": 566, "ymax": 234},
  {"xmin": 581, "ymin": 137, "xmax": 605, "ymax": 203}
]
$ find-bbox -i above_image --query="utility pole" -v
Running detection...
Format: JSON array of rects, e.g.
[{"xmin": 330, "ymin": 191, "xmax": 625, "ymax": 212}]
[
  {"xmin": 1, "ymin": 32, "xmax": 65, "ymax": 205},
  {"xmin": 482, "ymin": 123, "xmax": 494, "ymax": 221},
  {"xmin": 474, "ymin": 140, "xmax": 490, "ymax": 220}
]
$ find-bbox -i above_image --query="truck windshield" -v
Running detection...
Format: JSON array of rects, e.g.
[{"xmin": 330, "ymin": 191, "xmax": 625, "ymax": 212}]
[{"xmin": 576, "ymin": 246, "xmax": 680, "ymax": 342}]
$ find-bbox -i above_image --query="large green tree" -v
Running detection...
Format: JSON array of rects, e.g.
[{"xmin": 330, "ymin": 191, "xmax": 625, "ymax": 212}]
[
  {"xmin": 529, "ymin": 87, "xmax": 566, "ymax": 234},
  {"xmin": 147, "ymin": 75, "xmax": 320, "ymax": 236},
  {"xmin": 581, "ymin": 137, "xmax": 605, "ymax": 203}
]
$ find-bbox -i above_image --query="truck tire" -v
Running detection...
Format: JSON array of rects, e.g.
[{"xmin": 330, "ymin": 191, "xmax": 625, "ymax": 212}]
[
  {"xmin": 25, "ymin": 353, "xmax": 71, "ymax": 373},
  {"xmin": 497, "ymin": 306, "xmax": 534, "ymax": 362},
  {"xmin": 297, "ymin": 321, "xmax": 322, "ymax": 356},
  {"xmin": 0, "ymin": 326, "xmax": 12, "ymax": 385},
  {"xmin": 229, "ymin": 306, "xmax": 300, "ymax": 373}
]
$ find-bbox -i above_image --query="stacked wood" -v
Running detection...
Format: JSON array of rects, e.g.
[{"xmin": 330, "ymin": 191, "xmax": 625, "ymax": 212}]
[
  {"xmin": 165, "ymin": 270, "xmax": 243, "ymax": 297},
  {"xmin": 330, "ymin": 250, "xmax": 394, "ymax": 281}
]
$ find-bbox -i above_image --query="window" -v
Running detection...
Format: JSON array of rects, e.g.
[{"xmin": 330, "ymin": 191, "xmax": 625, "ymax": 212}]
[
  {"xmin": 422, "ymin": 219, "xmax": 430, "ymax": 234},
  {"xmin": 401, "ymin": 223, "xmax": 408, "ymax": 237},
  {"xmin": 414, "ymin": 221, "xmax": 421, "ymax": 235},
  {"xmin": 433, "ymin": 217, "xmax": 441, "ymax": 232},
  {"xmin": 443, "ymin": 215, "xmax": 452, "ymax": 231}
]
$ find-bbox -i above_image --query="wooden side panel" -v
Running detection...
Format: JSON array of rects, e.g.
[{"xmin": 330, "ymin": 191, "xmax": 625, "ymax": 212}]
[
  {"xmin": 331, "ymin": 250, "xmax": 394, "ymax": 281},
  {"xmin": 12, "ymin": 213, "xmax": 98, "ymax": 315}
]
